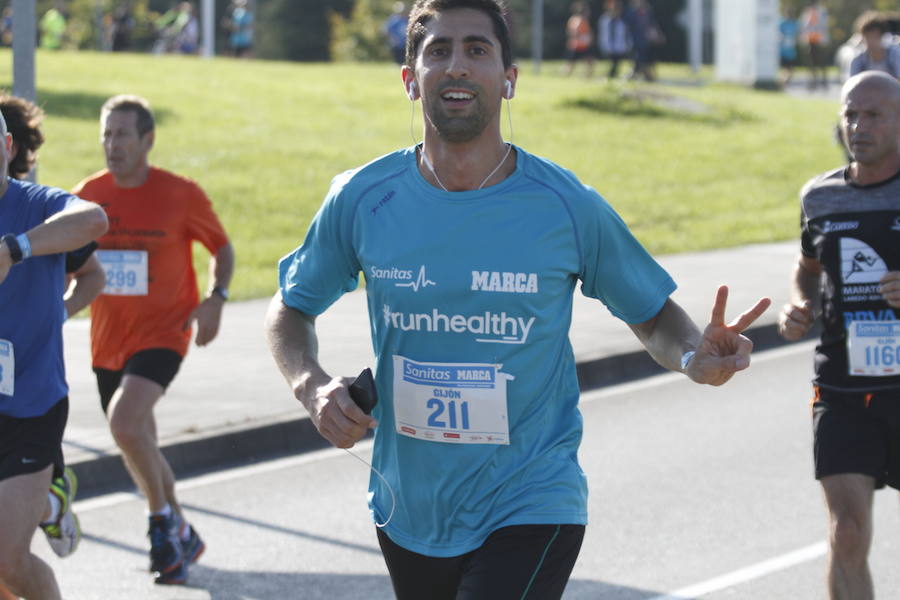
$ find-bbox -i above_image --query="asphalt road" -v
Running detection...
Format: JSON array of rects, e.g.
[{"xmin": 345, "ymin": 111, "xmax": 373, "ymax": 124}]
[{"xmin": 37, "ymin": 341, "xmax": 899, "ymax": 599}]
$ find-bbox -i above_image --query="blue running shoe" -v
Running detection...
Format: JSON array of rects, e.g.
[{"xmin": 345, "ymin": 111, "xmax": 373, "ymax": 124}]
[
  {"xmin": 154, "ymin": 559, "xmax": 188, "ymax": 585},
  {"xmin": 181, "ymin": 524, "xmax": 206, "ymax": 565},
  {"xmin": 148, "ymin": 514, "xmax": 183, "ymax": 577}
]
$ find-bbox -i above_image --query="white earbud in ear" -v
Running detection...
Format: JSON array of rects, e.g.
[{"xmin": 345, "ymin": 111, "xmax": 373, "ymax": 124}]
[
  {"xmin": 504, "ymin": 80, "xmax": 512, "ymax": 99},
  {"xmin": 407, "ymin": 81, "xmax": 417, "ymax": 101}
]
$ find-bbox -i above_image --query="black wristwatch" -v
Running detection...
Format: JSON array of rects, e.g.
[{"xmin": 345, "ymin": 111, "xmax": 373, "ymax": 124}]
[
  {"xmin": 211, "ymin": 286, "xmax": 229, "ymax": 301},
  {"xmin": 1, "ymin": 233, "xmax": 23, "ymax": 264}
]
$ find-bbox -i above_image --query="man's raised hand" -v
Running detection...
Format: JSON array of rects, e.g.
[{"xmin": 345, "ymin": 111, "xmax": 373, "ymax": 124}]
[{"xmin": 686, "ymin": 285, "xmax": 771, "ymax": 386}]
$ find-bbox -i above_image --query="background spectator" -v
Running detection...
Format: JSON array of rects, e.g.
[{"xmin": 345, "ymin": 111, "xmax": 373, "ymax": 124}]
[
  {"xmin": 598, "ymin": 0, "xmax": 631, "ymax": 80},
  {"xmin": 780, "ymin": 8, "xmax": 800, "ymax": 85},
  {"xmin": 110, "ymin": 5, "xmax": 135, "ymax": 52},
  {"xmin": 1, "ymin": 7, "xmax": 12, "ymax": 47},
  {"xmin": 40, "ymin": 1, "xmax": 67, "ymax": 51},
  {"xmin": 800, "ymin": 1, "xmax": 830, "ymax": 90},
  {"xmin": 625, "ymin": 0, "xmax": 663, "ymax": 82},
  {"xmin": 383, "ymin": 2, "xmax": 407, "ymax": 65},
  {"xmin": 564, "ymin": 1, "xmax": 594, "ymax": 78},
  {"xmin": 849, "ymin": 11, "xmax": 900, "ymax": 80},
  {"xmin": 223, "ymin": 0, "xmax": 254, "ymax": 58},
  {"xmin": 174, "ymin": 2, "xmax": 199, "ymax": 55}
]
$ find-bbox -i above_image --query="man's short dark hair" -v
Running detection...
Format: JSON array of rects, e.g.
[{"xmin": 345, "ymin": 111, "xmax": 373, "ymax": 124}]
[
  {"xmin": 101, "ymin": 94, "xmax": 155, "ymax": 136},
  {"xmin": 405, "ymin": 0, "xmax": 513, "ymax": 70},
  {"xmin": 855, "ymin": 10, "xmax": 886, "ymax": 36},
  {"xmin": 0, "ymin": 94, "xmax": 45, "ymax": 179}
]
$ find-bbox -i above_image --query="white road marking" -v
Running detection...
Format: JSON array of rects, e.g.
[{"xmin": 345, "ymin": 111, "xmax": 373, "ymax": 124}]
[{"xmin": 647, "ymin": 541, "xmax": 828, "ymax": 599}]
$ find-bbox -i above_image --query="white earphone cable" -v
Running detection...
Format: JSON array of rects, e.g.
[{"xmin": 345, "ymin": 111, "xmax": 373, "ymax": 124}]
[{"xmin": 344, "ymin": 448, "xmax": 396, "ymax": 528}]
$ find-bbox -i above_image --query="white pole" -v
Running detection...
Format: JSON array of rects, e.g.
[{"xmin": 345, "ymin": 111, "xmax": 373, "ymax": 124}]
[
  {"xmin": 202, "ymin": 0, "xmax": 214, "ymax": 58},
  {"xmin": 12, "ymin": 0, "xmax": 36, "ymax": 102},
  {"xmin": 11, "ymin": 0, "xmax": 36, "ymax": 181},
  {"xmin": 688, "ymin": 0, "xmax": 702, "ymax": 73},
  {"xmin": 754, "ymin": 0, "xmax": 780, "ymax": 88}
]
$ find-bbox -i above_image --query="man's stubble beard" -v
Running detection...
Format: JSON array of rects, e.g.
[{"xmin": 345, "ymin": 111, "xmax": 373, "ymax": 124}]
[{"xmin": 425, "ymin": 97, "xmax": 494, "ymax": 143}]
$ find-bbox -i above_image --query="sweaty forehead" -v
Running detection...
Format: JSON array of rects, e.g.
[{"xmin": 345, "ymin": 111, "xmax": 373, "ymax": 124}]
[
  {"xmin": 844, "ymin": 85, "xmax": 891, "ymax": 109},
  {"xmin": 421, "ymin": 7, "xmax": 497, "ymax": 44},
  {"xmin": 103, "ymin": 110, "xmax": 138, "ymax": 129}
]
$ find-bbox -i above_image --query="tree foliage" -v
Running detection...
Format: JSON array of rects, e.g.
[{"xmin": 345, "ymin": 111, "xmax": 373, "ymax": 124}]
[
  {"xmin": 330, "ymin": 0, "xmax": 395, "ymax": 62},
  {"xmin": 254, "ymin": 0, "xmax": 352, "ymax": 61}
]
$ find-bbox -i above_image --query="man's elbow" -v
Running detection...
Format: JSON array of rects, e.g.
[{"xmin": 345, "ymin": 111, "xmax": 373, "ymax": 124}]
[{"xmin": 86, "ymin": 204, "xmax": 109, "ymax": 238}]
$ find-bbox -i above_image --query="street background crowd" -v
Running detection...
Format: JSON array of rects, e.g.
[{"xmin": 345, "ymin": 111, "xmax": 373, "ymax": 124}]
[{"xmin": 0, "ymin": 0, "xmax": 897, "ymax": 81}]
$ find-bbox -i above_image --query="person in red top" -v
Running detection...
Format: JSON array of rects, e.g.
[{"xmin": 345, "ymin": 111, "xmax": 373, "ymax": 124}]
[{"xmin": 73, "ymin": 95, "xmax": 235, "ymax": 585}]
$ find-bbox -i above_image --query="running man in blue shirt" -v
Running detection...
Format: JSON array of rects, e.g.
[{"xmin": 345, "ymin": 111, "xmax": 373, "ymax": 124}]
[
  {"xmin": 0, "ymin": 110, "xmax": 108, "ymax": 600},
  {"xmin": 266, "ymin": 1, "xmax": 770, "ymax": 598}
]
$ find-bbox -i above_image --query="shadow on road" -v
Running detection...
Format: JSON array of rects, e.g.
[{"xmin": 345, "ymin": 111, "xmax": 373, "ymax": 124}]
[{"xmin": 83, "ymin": 526, "xmax": 678, "ymax": 599}]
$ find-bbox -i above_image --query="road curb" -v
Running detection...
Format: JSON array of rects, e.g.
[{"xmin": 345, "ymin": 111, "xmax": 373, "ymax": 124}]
[{"xmin": 70, "ymin": 322, "xmax": 818, "ymax": 499}]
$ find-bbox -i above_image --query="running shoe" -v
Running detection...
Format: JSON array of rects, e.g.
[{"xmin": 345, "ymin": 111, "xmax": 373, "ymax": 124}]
[
  {"xmin": 40, "ymin": 467, "xmax": 81, "ymax": 557},
  {"xmin": 154, "ymin": 523, "xmax": 205, "ymax": 585},
  {"xmin": 181, "ymin": 524, "xmax": 206, "ymax": 565},
  {"xmin": 148, "ymin": 514, "xmax": 184, "ymax": 577},
  {"xmin": 154, "ymin": 559, "xmax": 188, "ymax": 585}
]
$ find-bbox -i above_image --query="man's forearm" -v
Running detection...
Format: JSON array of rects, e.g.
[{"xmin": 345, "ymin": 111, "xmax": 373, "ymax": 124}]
[
  {"xmin": 28, "ymin": 202, "xmax": 108, "ymax": 256},
  {"xmin": 628, "ymin": 299, "xmax": 702, "ymax": 372},
  {"xmin": 264, "ymin": 293, "xmax": 329, "ymax": 411},
  {"xmin": 64, "ymin": 255, "xmax": 106, "ymax": 317},
  {"xmin": 208, "ymin": 241, "xmax": 235, "ymax": 293},
  {"xmin": 791, "ymin": 256, "xmax": 822, "ymax": 315}
]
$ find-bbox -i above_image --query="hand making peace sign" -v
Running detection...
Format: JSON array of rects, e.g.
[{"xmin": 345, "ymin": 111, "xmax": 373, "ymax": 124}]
[{"xmin": 685, "ymin": 286, "xmax": 772, "ymax": 386}]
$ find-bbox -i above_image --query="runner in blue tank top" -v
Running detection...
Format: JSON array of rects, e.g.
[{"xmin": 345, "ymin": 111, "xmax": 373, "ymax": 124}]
[{"xmin": 267, "ymin": 2, "xmax": 771, "ymax": 598}]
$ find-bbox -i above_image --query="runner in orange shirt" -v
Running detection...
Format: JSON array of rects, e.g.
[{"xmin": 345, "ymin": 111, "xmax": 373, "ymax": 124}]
[
  {"xmin": 564, "ymin": 1, "xmax": 595, "ymax": 78},
  {"xmin": 801, "ymin": 1, "xmax": 830, "ymax": 90},
  {"xmin": 73, "ymin": 95, "xmax": 235, "ymax": 586}
]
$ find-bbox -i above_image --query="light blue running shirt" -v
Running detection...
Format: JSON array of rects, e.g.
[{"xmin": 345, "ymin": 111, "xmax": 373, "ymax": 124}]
[{"xmin": 279, "ymin": 145, "xmax": 676, "ymax": 557}]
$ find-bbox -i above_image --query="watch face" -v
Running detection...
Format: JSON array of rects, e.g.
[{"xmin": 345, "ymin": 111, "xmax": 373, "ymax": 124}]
[{"xmin": 213, "ymin": 287, "xmax": 229, "ymax": 300}]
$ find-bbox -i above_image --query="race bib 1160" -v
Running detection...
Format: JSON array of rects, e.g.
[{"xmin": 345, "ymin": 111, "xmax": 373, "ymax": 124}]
[{"xmin": 847, "ymin": 320, "xmax": 900, "ymax": 376}]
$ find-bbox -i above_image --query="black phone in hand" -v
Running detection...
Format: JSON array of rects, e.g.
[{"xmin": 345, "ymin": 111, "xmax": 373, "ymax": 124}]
[{"xmin": 348, "ymin": 368, "xmax": 377, "ymax": 415}]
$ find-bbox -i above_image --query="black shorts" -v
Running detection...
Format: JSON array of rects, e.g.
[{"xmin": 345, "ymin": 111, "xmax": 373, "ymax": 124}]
[
  {"xmin": 813, "ymin": 386, "xmax": 900, "ymax": 490},
  {"xmin": 780, "ymin": 56, "xmax": 797, "ymax": 68},
  {"xmin": 377, "ymin": 524, "xmax": 585, "ymax": 600},
  {"xmin": 93, "ymin": 348, "xmax": 182, "ymax": 414},
  {"xmin": 0, "ymin": 397, "xmax": 68, "ymax": 482}
]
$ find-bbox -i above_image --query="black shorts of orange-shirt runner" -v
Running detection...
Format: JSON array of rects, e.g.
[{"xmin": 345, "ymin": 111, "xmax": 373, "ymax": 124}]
[
  {"xmin": 0, "ymin": 397, "xmax": 68, "ymax": 482},
  {"xmin": 377, "ymin": 524, "xmax": 585, "ymax": 600},
  {"xmin": 812, "ymin": 386, "xmax": 900, "ymax": 490},
  {"xmin": 93, "ymin": 348, "xmax": 182, "ymax": 414}
]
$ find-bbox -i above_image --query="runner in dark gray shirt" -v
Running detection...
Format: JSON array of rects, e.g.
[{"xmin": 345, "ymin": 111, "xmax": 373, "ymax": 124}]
[{"xmin": 778, "ymin": 71, "xmax": 900, "ymax": 600}]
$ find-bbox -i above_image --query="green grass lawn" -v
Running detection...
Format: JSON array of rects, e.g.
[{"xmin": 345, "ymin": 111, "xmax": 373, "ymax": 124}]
[{"xmin": 0, "ymin": 51, "xmax": 843, "ymax": 299}]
